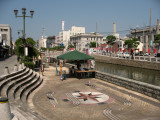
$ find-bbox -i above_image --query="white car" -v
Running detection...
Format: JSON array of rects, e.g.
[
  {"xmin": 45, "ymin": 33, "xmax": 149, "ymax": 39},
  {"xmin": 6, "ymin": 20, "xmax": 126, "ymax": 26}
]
[
  {"xmin": 117, "ymin": 52, "xmax": 123, "ymax": 57},
  {"xmin": 92, "ymin": 51, "xmax": 97, "ymax": 54},
  {"xmin": 123, "ymin": 52, "xmax": 130, "ymax": 58}
]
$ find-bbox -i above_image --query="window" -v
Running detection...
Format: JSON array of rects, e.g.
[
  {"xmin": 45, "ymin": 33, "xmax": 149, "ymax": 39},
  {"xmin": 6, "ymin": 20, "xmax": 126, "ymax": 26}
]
[{"xmin": 4, "ymin": 29, "xmax": 8, "ymax": 31}]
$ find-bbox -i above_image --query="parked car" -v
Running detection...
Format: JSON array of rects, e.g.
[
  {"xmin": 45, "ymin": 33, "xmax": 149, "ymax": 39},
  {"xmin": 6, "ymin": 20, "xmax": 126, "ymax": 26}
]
[
  {"xmin": 117, "ymin": 52, "xmax": 123, "ymax": 57},
  {"xmin": 102, "ymin": 51, "xmax": 106, "ymax": 55},
  {"xmin": 123, "ymin": 52, "xmax": 130, "ymax": 58},
  {"xmin": 92, "ymin": 51, "xmax": 97, "ymax": 54},
  {"xmin": 154, "ymin": 53, "xmax": 160, "ymax": 57},
  {"xmin": 144, "ymin": 53, "xmax": 149, "ymax": 56}
]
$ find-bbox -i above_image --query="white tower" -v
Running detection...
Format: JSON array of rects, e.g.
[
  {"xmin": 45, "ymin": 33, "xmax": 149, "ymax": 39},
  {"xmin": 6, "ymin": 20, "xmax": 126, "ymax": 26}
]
[
  {"xmin": 62, "ymin": 21, "xmax": 65, "ymax": 31},
  {"xmin": 113, "ymin": 22, "xmax": 116, "ymax": 36}
]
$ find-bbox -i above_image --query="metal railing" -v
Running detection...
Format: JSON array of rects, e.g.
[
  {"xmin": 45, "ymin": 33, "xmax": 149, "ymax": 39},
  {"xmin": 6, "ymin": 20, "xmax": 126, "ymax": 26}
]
[{"xmin": 91, "ymin": 52, "xmax": 160, "ymax": 63}]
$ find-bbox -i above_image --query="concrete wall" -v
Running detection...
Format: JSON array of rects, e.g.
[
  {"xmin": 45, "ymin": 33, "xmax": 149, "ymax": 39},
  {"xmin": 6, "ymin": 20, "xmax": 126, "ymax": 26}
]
[
  {"xmin": 96, "ymin": 71, "xmax": 160, "ymax": 100},
  {"xmin": 92, "ymin": 55, "xmax": 160, "ymax": 71}
]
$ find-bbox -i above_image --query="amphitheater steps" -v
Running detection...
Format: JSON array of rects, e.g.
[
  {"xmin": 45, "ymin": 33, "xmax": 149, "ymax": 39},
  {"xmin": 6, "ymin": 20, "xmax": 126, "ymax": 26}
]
[
  {"xmin": 0, "ymin": 66, "xmax": 45, "ymax": 120},
  {"xmin": 1, "ymin": 69, "xmax": 33, "ymax": 98},
  {"xmin": 0, "ymin": 68, "xmax": 29, "ymax": 97},
  {"xmin": 7, "ymin": 72, "xmax": 36, "ymax": 102},
  {"xmin": 21, "ymin": 76, "xmax": 43, "ymax": 103}
]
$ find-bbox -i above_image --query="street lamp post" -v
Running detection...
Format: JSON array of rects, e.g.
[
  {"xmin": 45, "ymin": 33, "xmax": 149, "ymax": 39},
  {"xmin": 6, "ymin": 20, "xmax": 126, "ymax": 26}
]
[{"xmin": 14, "ymin": 8, "xmax": 34, "ymax": 56}]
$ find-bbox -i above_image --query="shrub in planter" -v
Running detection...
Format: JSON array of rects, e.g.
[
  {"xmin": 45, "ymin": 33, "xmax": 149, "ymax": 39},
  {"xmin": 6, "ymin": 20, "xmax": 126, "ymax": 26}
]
[{"xmin": 24, "ymin": 61, "xmax": 35, "ymax": 69}]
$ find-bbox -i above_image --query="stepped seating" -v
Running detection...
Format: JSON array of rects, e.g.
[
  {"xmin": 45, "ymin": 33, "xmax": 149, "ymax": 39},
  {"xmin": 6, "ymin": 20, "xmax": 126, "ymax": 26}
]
[
  {"xmin": 0, "ymin": 67, "xmax": 29, "ymax": 96},
  {"xmin": 0, "ymin": 65, "xmax": 45, "ymax": 120},
  {"xmin": 1, "ymin": 68, "xmax": 32, "ymax": 98}
]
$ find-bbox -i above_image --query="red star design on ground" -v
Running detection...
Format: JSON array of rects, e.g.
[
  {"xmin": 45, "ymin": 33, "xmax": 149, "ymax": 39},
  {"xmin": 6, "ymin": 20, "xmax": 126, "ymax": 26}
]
[{"xmin": 77, "ymin": 92, "xmax": 103, "ymax": 102}]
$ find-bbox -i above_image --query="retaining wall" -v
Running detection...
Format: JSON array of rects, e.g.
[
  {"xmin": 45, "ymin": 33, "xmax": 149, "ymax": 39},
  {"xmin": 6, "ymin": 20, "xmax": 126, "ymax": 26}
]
[
  {"xmin": 96, "ymin": 71, "xmax": 160, "ymax": 100},
  {"xmin": 92, "ymin": 55, "xmax": 160, "ymax": 71}
]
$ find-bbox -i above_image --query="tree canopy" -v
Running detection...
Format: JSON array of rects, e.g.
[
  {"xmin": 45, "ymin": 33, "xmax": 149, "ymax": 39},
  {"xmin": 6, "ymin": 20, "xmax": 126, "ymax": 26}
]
[
  {"xmin": 68, "ymin": 44, "xmax": 74, "ymax": 49},
  {"xmin": 106, "ymin": 35, "xmax": 116, "ymax": 45},
  {"xmin": 47, "ymin": 45, "xmax": 65, "ymax": 51},
  {"xmin": 90, "ymin": 42, "xmax": 97, "ymax": 48},
  {"xmin": 124, "ymin": 38, "xmax": 140, "ymax": 49},
  {"xmin": 15, "ymin": 37, "xmax": 39, "ymax": 58},
  {"xmin": 154, "ymin": 34, "xmax": 160, "ymax": 43}
]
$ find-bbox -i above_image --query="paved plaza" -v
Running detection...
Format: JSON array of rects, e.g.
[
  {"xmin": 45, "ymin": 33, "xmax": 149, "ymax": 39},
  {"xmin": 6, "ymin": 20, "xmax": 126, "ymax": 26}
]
[{"xmin": 29, "ymin": 66, "xmax": 160, "ymax": 120}]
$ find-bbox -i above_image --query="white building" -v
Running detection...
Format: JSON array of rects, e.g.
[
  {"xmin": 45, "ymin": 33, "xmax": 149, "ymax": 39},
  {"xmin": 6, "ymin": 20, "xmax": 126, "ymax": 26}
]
[
  {"xmin": 37, "ymin": 36, "xmax": 47, "ymax": 49},
  {"xmin": 70, "ymin": 33, "xmax": 104, "ymax": 52},
  {"xmin": 128, "ymin": 19, "xmax": 160, "ymax": 52},
  {"xmin": 59, "ymin": 26, "xmax": 85, "ymax": 50},
  {"xmin": 0, "ymin": 24, "xmax": 12, "ymax": 47}
]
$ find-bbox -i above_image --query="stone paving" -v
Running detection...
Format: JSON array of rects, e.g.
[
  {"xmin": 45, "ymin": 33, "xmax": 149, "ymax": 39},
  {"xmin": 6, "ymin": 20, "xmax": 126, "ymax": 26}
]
[
  {"xmin": 0, "ymin": 55, "xmax": 19, "ymax": 77},
  {"xmin": 30, "ymin": 66, "xmax": 160, "ymax": 120}
]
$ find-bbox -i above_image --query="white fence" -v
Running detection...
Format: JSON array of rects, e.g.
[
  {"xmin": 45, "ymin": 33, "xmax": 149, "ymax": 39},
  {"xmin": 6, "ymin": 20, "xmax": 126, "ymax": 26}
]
[{"xmin": 92, "ymin": 52, "xmax": 160, "ymax": 63}]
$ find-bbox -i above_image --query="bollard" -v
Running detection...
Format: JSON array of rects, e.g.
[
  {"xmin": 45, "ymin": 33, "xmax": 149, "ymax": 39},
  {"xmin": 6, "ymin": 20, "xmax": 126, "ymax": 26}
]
[
  {"xmin": 14, "ymin": 65, "xmax": 18, "ymax": 72},
  {"xmin": 22, "ymin": 63, "xmax": 24, "ymax": 69},
  {"xmin": 21, "ymin": 63, "xmax": 23, "ymax": 69},
  {"xmin": 18, "ymin": 64, "xmax": 22, "ymax": 71},
  {"xmin": 0, "ymin": 97, "xmax": 12, "ymax": 120},
  {"xmin": 4, "ymin": 67, "xmax": 9, "ymax": 75}
]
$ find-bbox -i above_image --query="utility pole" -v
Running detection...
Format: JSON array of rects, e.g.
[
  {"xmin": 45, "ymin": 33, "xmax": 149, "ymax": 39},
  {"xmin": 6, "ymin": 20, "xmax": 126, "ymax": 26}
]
[
  {"xmin": 143, "ymin": 24, "xmax": 145, "ymax": 52},
  {"xmin": 14, "ymin": 8, "xmax": 34, "ymax": 56},
  {"xmin": 149, "ymin": 8, "xmax": 152, "ymax": 49},
  {"xmin": 96, "ymin": 22, "xmax": 98, "ymax": 48}
]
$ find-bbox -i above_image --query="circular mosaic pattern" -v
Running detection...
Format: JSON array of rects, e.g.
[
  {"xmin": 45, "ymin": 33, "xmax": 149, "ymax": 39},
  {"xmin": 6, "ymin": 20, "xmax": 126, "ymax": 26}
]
[{"xmin": 72, "ymin": 92, "xmax": 110, "ymax": 104}]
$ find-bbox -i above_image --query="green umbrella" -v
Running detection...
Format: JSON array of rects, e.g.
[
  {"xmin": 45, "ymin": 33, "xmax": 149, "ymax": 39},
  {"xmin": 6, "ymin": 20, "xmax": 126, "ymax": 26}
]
[{"xmin": 57, "ymin": 50, "xmax": 94, "ymax": 60}]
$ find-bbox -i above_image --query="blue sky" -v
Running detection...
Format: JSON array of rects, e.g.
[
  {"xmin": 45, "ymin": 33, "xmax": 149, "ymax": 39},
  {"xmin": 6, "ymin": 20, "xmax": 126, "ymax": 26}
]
[{"xmin": 0, "ymin": 0, "xmax": 160, "ymax": 41}]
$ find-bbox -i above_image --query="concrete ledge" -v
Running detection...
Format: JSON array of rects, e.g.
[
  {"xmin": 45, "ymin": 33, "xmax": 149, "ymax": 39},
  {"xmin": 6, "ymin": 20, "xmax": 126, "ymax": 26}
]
[{"xmin": 96, "ymin": 71, "xmax": 160, "ymax": 100}]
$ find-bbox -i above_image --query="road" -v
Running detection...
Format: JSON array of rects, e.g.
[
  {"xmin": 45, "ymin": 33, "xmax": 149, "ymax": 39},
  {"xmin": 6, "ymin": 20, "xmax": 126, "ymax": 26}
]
[{"xmin": 0, "ymin": 55, "xmax": 19, "ymax": 77}]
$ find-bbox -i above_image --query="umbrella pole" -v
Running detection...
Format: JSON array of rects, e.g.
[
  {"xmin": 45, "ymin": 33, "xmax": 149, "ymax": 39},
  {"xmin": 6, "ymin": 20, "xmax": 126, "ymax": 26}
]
[{"xmin": 60, "ymin": 60, "xmax": 63, "ymax": 80}]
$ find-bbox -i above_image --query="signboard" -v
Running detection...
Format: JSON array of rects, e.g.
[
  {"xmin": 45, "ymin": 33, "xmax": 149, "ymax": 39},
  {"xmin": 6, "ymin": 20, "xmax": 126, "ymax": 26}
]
[
  {"xmin": 150, "ymin": 40, "xmax": 153, "ymax": 46},
  {"xmin": 59, "ymin": 43, "xmax": 64, "ymax": 46}
]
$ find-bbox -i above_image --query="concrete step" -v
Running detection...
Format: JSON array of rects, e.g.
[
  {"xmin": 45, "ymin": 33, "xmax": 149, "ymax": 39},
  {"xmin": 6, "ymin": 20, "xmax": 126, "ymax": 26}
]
[
  {"xmin": 1, "ymin": 69, "xmax": 33, "ymax": 98},
  {"xmin": 8, "ymin": 72, "xmax": 36, "ymax": 102},
  {"xmin": 22, "ymin": 76, "xmax": 43, "ymax": 103},
  {"xmin": 0, "ymin": 68, "xmax": 30, "ymax": 97},
  {"xmin": 15, "ymin": 73, "xmax": 40, "ymax": 101},
  {"xmin": 0, "ymin": 67, "xmax": 26, "ymax": 82}
]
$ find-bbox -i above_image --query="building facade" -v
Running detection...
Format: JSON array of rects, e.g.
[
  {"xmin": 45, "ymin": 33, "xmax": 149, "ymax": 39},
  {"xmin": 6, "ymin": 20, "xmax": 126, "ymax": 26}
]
[
  {"xmin": 59, "ymin": 26, "xmax": 85, "ymax": 50},
  {"xmin": 46, "ymin": 36, "xmax": 56, "ymax": 48},
  {"xmin": 0, "ymin": 24, "xmax": 12, "ymax": 57},
  {"xmin": 37, "ymin": 36, "xmax": 47, "ymax": 50},
  {"xmin": 70, "ymin": 33, "xmax": 104, "ymax": 52},
  {"xmin": 129, "ymin": 19, "xmax": 160, "ymax": 52}
]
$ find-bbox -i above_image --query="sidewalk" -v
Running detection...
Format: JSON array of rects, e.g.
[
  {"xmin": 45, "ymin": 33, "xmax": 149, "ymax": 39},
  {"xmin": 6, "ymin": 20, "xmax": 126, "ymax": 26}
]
[{"xmin": 30, "ymin": 66, "xmax": 160, "ymax": 120}]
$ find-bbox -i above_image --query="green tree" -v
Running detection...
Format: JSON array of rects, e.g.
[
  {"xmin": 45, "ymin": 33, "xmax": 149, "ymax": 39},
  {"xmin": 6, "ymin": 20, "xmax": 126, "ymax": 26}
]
[
  {"xmin": 41, "ymin": 47, "xmax": 47, "ymax": 51},
  {"xmin": 68, "ymin": 44, "xmax": 74, "ymax": 49},
  {"xmin": 59, "ymin": 45, "xmax": 65, "ymax": 50},
  {"xmin": 106, "ymin": 35, "xmax": 116, "ymax": 45},
  {"xmin": 90, "ymin": 42, "xmax": 97, "ymax": 48},
  {"xmin": 53, "ymin": 46, "xmax": 59, "ymax": 50},
  {"xmin": 154, "ymin": 34, "xmax": 160, "ymax": 50},
  {"xmin": 124, "ymin": 38, "xmax": 140, "ymax": 49},
  {"xmin": 15, "ymin": 37, "xmax": 39, "ymax": 68}
]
